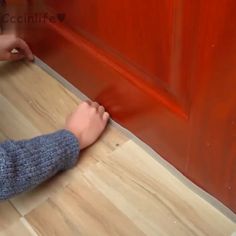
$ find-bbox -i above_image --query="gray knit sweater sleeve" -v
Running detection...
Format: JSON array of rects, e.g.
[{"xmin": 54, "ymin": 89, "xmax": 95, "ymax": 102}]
[{"xmin": 0, "ymin": 129, "xmax": 80, "ymax": 200}]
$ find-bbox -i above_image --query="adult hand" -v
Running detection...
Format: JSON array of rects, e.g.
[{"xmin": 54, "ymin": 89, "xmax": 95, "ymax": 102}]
[{"xmin": 0, "ymin": 34, "xmax": 34, "ymax": 61}]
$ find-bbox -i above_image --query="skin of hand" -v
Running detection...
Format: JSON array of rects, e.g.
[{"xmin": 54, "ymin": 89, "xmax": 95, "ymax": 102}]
[
  {"xmin": 65, "ymin": 101, "xmax": 110, "ymax": 150},
  {"xmin": 0, "ymin": 34, "xmax": 34, "ymax": 61}
]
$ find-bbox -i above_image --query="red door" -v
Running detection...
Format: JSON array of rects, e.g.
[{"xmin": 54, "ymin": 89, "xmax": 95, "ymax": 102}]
[{"xmin": 4, "ymin": 0, "xmax": 236, "ymax": 212}]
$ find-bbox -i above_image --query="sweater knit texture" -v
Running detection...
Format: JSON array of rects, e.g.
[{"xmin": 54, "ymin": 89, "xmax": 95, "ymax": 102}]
[{"xmin": 0, "ymin": 129, "xmax": 80, "ymax": 200}]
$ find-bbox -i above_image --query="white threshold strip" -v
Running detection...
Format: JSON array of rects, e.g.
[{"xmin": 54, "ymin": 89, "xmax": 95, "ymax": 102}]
[{"xmin": 34, "ymin": 56, "xmax": 236, "ymax": 223}]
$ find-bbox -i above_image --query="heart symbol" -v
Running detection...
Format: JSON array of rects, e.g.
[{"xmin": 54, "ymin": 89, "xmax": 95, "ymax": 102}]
[{"xmin": 57, "ymin": 13, "xmax": 66, "ymax": 22}]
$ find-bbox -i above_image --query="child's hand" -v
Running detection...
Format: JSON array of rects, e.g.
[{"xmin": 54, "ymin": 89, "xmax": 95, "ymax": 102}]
[
  {"xmin": 0, "ymin": 34, "xmax": 34, "ymax": 61},
  {"xmin": 65, "ymin": 101, "xmax": 110, "ymax": 150}
]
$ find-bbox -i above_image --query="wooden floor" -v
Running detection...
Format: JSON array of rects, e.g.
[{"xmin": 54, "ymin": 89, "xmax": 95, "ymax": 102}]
[{"xmin": 0, "ymin": 61, "xmax": 235, "ymax": 236}]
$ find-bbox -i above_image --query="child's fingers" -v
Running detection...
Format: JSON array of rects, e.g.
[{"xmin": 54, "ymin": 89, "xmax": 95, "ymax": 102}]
[{"xmin": 103, "ymin": 112, "xmax": 110, "ymax": 122}]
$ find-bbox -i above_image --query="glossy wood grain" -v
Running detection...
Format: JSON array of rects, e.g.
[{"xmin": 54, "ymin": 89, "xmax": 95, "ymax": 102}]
[
  {"xmin": 187, "ymin": 1, "xmax": 236, "ymax": 213},
  {"xmin": 0, "ymin": 61, "xmax": 235, "ymax": 235},
  {"xmin": 3, "ymin": 0, "xmax": 236, "ymax": 212}
]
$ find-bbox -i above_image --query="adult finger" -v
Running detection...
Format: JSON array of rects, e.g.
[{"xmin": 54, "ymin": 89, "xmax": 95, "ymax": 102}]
[
  {"xmin": 8, "ymin": 52, "xmax": 25, "ymax": 61},
  {"xmin": 13, "ymin": 38, "xmax": 34, "ymax": 61}
]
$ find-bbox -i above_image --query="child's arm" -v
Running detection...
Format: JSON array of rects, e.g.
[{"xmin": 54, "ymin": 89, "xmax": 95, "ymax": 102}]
[
  {"xmin": 0, "ymin": 101, "xmax": 110, "ymax": 200},
  {"xmin": 0, "ymin": 130, "xmax": 79, "ymax": 200}
]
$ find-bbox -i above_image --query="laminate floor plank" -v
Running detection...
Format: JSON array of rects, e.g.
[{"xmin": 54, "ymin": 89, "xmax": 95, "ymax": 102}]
[
  {"xmin": 0, "ymin": 202, "xmax": 36, "ymax": 236},
  {"xmin": 0, "ymin": 61, "xmax": 234, "ymax": 235}
]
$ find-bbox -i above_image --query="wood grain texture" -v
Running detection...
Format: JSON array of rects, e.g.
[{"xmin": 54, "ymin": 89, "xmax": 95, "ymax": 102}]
[
  {"xmin": 0, "ymin": 61, "xmax": 235, "ymax": 235},
  {"xmin": 0, "ymin": 202, "xmax": 33, "ymax": 236},
  {"xmin": 26, "ymin": 141, "xmax": 236, "ymax": 236},
  {"xmin": 6, "ymin": 0, "xmax": 236, "ymax": 211}
]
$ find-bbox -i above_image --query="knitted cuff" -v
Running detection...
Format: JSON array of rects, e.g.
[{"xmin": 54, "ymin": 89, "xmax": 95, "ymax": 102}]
[{"xmin": 55, "ymin": 129, "xmax": 80, "ymax": 170}]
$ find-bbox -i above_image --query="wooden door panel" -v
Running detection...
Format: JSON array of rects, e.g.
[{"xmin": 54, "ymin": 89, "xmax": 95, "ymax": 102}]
[
  {"xmin": 46, "ymin": 0, "xmax": 172, "ymax": 84},
  {"xmin": 24, "ymin": 21, "xmax": 188, "ymax": 170},
  {"xmin": 187, "ymin": 1, "xmax": 236, "ymax": 211},
  {"xmin": 45, "ymin": 0, "xmax": 192, "ymax": 111},
  {"xmin": 3, "ymin": 0, "xmax": 235, "ymax": 212}
]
